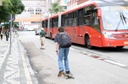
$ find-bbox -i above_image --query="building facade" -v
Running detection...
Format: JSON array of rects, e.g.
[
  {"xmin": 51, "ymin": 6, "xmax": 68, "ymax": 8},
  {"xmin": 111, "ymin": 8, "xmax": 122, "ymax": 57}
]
[
  {"xmin": 14, "ymin": 0, "xmax": 70, "ymax": 30},
  {"xmin": 67, "ymin": 0, "xmax": 88, "ymax": 9},
  {"xmin": 14, "ymin": 0, "xmax": 52, "ymax": 30}
]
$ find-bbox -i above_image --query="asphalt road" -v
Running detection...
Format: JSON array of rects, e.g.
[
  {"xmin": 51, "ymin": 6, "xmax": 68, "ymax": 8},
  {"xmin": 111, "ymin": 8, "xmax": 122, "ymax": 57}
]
[{"xmin": 18, "ymin": 31, "xmax": 128, "ymax": 84}]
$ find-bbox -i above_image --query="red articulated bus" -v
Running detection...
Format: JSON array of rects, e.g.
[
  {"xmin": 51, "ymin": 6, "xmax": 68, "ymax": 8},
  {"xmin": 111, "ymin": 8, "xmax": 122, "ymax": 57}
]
[{"xmin": 42, "ymin": 1, "xmax": 128, "ymax": 49}]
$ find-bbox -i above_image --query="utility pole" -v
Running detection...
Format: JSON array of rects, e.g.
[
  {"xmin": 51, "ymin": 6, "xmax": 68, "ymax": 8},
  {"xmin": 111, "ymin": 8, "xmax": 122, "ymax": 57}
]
[{"xmin": 9, "ymin": 14, "xmax": 12, "ymax": 54}]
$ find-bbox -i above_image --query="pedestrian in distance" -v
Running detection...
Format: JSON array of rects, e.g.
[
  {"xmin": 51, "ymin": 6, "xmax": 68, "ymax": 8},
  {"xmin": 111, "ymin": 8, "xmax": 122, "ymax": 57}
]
[
  {"xmin": 40, "ymin": 28, "xmax": 47, "ymax": 49},
  {"xmin": 5, "ymin": 29, "xmax": 9, "ymax": 41},
  {"xmin": 54, "ymin": 27, "xmax": 72, "ymax": 77},
  {"xmin": 0, "ymin": 30, "xmax": 3, "ymax": 40}
]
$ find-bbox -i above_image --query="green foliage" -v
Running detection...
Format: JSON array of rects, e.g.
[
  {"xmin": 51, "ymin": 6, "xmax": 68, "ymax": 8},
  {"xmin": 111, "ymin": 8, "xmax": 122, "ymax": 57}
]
[
  {"xmin": 0, "ymin": 0, "xmax": 11, "ymax": 22},
  {"xmin": 49, "ymin": 2, "xmax": 64, "ymax": 14},
  {"xmin": 10, "ymin": 0, "xmax": 24, "ymax": 14},
  {"xmin": 0, "ymin": 0, "xmax": 24, "ymax": 23}
]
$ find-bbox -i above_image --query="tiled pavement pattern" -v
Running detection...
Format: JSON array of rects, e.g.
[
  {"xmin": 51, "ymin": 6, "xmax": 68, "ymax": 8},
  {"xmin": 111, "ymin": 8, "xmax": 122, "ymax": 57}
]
[{"xmin": 0, "ymin": 35, "xmax": 32, "ymax": 84}]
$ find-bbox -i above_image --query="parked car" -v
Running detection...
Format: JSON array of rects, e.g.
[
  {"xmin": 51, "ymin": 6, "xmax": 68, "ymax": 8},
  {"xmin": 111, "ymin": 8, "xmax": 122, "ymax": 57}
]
[{"xmin": 35, "ymin": 29, "xmax": 41, "ymax": 35}]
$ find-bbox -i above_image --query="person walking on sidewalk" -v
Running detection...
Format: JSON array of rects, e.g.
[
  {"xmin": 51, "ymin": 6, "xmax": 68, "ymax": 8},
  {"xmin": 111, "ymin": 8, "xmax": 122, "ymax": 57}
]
[
  {"xmin": 0, "ymin": 27, "xmax": 3, "ymax": 40},
  {"xmin": 40, "ymin": 27, "xmax": 47, "ymax": 49},
  {"xmin": 5, "ymin": 29, "xmax": 9, "ymax": 41},
  {"xmin": 54, "ymin": 27, "xmax": 72, "ymax": 77},
  {"xmin": 0, "ymin": 32, "xmax": 3, "ymax": 40}
]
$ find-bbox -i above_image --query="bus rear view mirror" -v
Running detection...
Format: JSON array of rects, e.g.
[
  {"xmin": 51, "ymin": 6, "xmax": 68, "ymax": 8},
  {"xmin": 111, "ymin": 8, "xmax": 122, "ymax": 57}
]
[{"xmin": 97, "ymin": 9, "xmax": 101, "ymax": 17}]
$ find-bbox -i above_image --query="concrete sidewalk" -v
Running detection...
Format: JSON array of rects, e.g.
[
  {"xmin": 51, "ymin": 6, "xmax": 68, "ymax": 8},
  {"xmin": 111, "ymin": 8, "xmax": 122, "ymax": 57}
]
[{"xmin": 0, "ymin": 34, "xmax": 34, "ymax": 84}]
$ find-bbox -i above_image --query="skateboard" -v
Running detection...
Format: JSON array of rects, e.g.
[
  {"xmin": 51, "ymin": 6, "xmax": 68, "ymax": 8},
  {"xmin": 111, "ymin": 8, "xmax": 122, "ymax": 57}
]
[
  {"xmin": 63, "ymin": 73, "xmax": 74, "ymax": 79},
  {"xmin": 40, "ymin": 47, "xmax": 45, "ymax": 50}
]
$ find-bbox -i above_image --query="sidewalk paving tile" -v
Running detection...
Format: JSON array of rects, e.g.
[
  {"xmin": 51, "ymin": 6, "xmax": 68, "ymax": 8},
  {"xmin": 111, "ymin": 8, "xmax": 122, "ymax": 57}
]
[{"xmin": 0, "ymin": 35, "xmax": 33, "ymax": 84}]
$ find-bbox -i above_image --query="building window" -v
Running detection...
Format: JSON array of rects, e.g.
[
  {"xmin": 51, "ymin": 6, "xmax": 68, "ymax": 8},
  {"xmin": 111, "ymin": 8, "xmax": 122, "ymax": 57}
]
[
  {"xmin": 35, "ymin": 8, "xmax": 42, "ymax": 15},
  {"xmin": 28, "ymin": 8, "xmax": 34, "ymax": 14}
]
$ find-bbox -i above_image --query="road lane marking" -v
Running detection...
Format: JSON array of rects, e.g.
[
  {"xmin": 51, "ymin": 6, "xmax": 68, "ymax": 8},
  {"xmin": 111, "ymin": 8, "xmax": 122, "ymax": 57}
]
[{"xmin": 71, "ymin": 47, "xmax": 128, "ymax": 69}]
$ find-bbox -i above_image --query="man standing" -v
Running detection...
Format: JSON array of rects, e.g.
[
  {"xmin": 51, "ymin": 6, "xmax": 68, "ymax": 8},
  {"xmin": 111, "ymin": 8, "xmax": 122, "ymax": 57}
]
[
  {"xmin": 54, "ymin": 27, "xmax": 72, "ymax": 77},
  {"xmin": 40, "ymin": 28, "xmax": 46, "ymax": 49}
]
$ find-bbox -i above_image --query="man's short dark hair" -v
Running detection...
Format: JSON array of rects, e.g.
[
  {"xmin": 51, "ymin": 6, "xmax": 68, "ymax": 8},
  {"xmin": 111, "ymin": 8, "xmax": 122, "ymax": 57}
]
[{"xmin": 58, "ymin": 27, "xmax": 64, "ymax": 32}]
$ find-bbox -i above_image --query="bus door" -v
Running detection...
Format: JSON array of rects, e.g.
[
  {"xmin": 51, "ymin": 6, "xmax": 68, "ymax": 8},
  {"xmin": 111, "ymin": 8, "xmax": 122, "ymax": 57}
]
[
  {"xmin": 69, "ymin": 12, "xmax": 78, "ymax": 43},
  {"xmin": 71, "ymin": 12, "xmax": 78, "ymax": 43},
  {"xmin": 76, "ymin": 9, "xmax": 85, "ymax": 44},
  {"xmin": 89, "ymin": 9, "xmax": 102, "ymax": 47}
]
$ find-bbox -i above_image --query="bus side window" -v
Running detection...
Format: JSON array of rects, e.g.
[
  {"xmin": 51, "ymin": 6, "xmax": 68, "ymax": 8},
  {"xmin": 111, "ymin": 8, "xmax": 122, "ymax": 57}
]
[
  {"xmin": 53, "ymin": 18, "xmax": 55, "ymax": 27},
  {"xmin": 56, "ymin": 18, "xmax": 58, "ymax": 27},
  {"xmin": 44, "ymin": 20, "xmax": 48, "ymax": 28},
  {"xmin": 62, "ymin": 15, "xmax": 66, "ymax": 27},
  {"xmin": 68, "ymin": 12, "xmax": 77, "ymax": 26},
  {"xmin": 53, "ymin": 18, "xmax": 58, "ymax": 27},
  {"xmin": 84, "ymin": 10, "xmax": 92, "ymax": 25},
  {"xmin": 68, "ymin": 13, "xmax": 72, "ymax": 26},
  {"xmin": 65, "ymin": 14, "xmax": 68, "ymax": 26},
  {"xmin": 61, "ymin": 15, "xmax": 64, "ymax": 27},
  {"xmin": 50, "ymin": 19, "xmax": 53, "ymax": 28},
  {"xmin": 94, "ymin": 16, "xmax": 99, "ymax": 25},
  {"xmin": 90, "ymin": 9, "xmax": 99, "ymax": 25},
  {"xmin": 78, "ymin": 9, "xmax": 84, "ymax": 25},
  {"xmin": 92, "ymin": 10, "xmax": 100, "ymax": 31},
  {"xmin": 72, "ymin": 11, "xmax": 77, "ymax": 26},
  {"xmin": 42, "ymin": 22, "xmax": 44, "ymax": 28},
  {"xmin": 63, "ymin": 15, "xmax": 66, "ymax": 27}
]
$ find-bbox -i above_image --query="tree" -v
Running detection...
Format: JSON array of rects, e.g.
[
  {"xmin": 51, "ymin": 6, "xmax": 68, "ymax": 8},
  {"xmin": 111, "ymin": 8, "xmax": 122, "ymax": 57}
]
[
  {"xmin": 49, "ymin": 2, "xmax": 64, "ymax": 14},
  {"xmin": 0, "ymin": 0, "xmax": 24, "ymax": 23},
  {"xmin": 10, "ymin": 0, "xmax": 24, "ymax": 14},
  {"xmin": 0, "ymin": 0, "xmax": 11, "ymax": 23}
]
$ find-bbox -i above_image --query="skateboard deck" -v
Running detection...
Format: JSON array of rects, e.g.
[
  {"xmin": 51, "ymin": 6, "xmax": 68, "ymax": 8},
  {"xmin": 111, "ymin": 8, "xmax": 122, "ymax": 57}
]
[
  {"xmin": 63, "ymin": 73, "xmax": 74, "ymax": 79},
  {"xmin": 40, "ymin": 47, "xmax": 45, "ymax": 50}
]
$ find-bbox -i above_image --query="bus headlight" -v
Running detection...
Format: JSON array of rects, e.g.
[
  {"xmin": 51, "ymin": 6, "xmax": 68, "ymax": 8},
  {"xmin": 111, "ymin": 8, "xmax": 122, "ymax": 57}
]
[{"xmin": 102, "ymin": 32, "xmax": 114, "ymax": 39}]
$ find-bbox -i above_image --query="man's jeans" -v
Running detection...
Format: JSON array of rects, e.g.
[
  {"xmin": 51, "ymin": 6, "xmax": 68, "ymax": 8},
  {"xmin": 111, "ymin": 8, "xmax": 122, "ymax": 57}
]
[{"xmin": 58, "ymin": 47, "xmax": 70, "ymax": 72}]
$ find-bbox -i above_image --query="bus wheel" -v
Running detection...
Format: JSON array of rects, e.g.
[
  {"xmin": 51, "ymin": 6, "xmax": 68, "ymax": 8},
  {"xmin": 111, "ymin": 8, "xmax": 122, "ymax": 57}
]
[
  {"xmin": 85, "ymin": 36, "xmax": 92, "ymax": 49},
  {"xmin": 116, "ymin": 46, "xmax": 124, "ymax": 49}
]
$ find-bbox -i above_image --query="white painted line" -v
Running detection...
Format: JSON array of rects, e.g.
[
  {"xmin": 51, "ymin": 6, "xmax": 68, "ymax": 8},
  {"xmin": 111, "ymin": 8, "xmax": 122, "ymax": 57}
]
[
  {"xmin": 21, "ymin": 54, "xmax": 33, "ymax": 84},
  {"xmin": 104, "ymin": 59, "xmax": 127, "ymax": 67}
]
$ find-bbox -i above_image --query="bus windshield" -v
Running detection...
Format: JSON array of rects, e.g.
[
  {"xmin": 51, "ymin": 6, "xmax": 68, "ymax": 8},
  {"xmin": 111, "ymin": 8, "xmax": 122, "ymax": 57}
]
[{"xmin": 101, "ymin": 6, "xmax": 128, "ymax": 30}]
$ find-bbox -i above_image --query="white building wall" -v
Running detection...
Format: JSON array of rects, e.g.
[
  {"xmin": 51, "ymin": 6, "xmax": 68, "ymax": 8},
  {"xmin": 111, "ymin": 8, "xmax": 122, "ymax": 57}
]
[{"xmin": 22, "ymin": 0, "xmax": 47, "ymax": 15}]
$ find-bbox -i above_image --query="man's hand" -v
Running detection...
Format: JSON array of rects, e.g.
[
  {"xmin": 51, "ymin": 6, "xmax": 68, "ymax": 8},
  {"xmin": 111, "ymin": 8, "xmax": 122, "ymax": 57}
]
[{"xmin": 56, "ymin": 50, "xmax": 58, "ymax": 54}]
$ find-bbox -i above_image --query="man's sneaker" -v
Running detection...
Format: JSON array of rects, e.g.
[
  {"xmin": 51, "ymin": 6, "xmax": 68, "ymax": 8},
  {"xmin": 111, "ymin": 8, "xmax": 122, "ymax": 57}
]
[
  {"xmin": 66, "ymin": 71, "xmax": 70, "ymax": 74},
  {"xmin": 65, "ymin": 71, "xmax": 73, "ymax": 78},
  {"xmin": 66, "ymin": 71, "xmax": 71, "ymax": 76},
  {"xmin": 57, "ymin": 70, "xmax": 64, "ymax": 77}
]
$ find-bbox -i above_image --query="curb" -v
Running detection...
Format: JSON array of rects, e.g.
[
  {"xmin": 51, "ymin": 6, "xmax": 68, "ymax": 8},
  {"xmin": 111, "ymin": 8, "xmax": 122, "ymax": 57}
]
[{"xmin": 18, "ymin": 39, "xmax": 38, "ymax": 84}]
